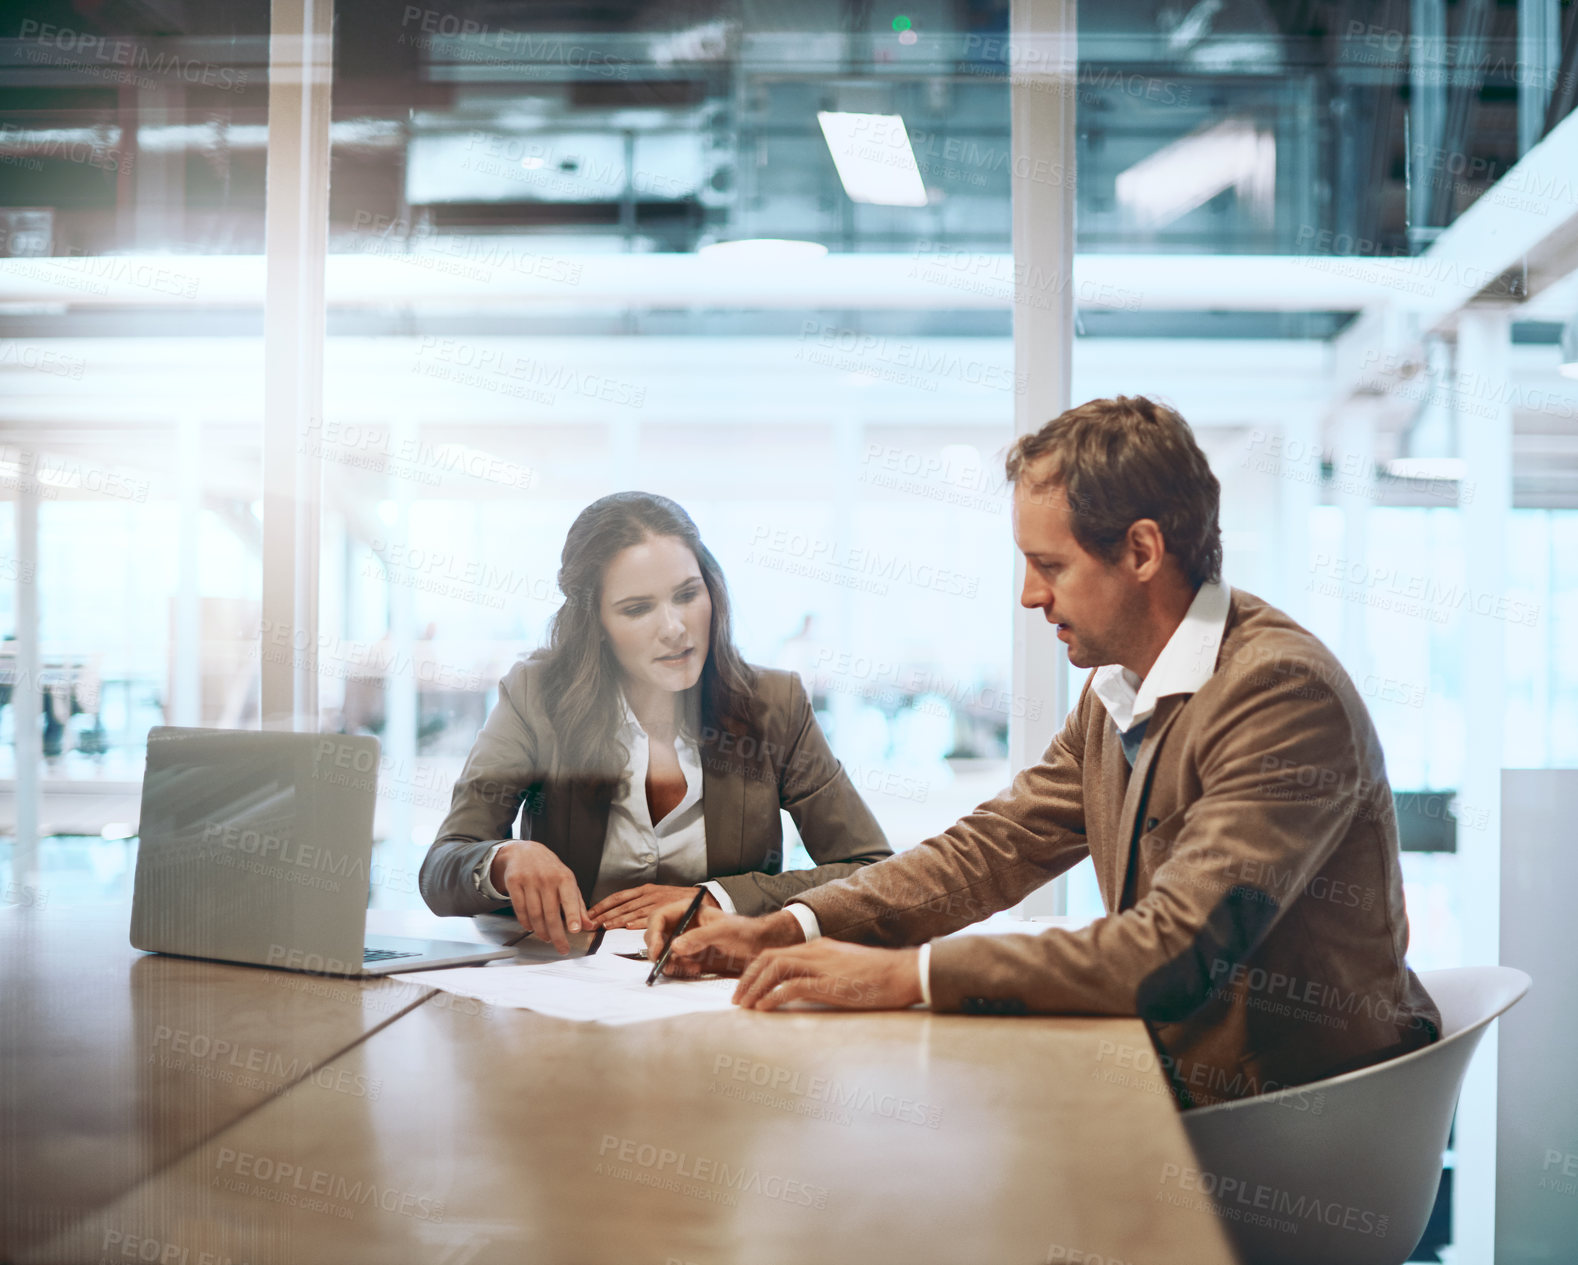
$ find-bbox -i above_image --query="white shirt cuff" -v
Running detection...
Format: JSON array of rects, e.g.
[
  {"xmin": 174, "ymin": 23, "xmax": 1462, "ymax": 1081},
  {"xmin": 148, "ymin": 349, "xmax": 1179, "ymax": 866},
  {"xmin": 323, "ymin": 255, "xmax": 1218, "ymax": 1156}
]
[
  {"xmin": 784, "ymin": 901, "xmax": 821, "ymax": 941},
  {"xmin": 476, "ymin": 842, "xmax": 510, "ymax": 902},
  {"xmin": 917, "ymin": 941, "xmax": 933, "ymax": 1008},
  {"xmin": 700, "ymin": 881, "xmax": 735, "ymax": 915}
]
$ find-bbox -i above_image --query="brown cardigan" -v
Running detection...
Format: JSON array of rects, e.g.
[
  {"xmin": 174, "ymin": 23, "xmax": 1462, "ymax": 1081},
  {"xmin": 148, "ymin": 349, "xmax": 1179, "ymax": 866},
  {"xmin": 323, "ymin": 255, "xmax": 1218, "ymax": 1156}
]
[
  {"xmin": 420, "ymin": 660, "xmax": 891, "ymax": 919},
  {"xmin": 794, "ymin": 588, "xmax": 1441, "ymax": 1108}
]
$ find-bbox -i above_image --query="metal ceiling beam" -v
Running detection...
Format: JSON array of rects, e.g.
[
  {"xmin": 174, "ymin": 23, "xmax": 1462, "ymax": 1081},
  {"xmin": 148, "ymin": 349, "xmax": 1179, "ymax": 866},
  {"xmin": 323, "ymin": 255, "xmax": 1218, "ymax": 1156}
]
[{"xmin": 1330, "ymin": 103, "xmax": 1578, "ymax": 406}]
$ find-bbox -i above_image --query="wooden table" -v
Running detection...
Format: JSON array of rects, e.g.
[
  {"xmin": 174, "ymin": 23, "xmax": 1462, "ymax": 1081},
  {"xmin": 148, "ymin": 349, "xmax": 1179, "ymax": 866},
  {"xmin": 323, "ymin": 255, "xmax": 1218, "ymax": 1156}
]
[
  {"xmin": 0, "ymin": 905, "xmax": 487, "ymax": 1260},
  {"xmin": 6, "ymin": 905, "xmax": 1238, "ymax": 1265}
]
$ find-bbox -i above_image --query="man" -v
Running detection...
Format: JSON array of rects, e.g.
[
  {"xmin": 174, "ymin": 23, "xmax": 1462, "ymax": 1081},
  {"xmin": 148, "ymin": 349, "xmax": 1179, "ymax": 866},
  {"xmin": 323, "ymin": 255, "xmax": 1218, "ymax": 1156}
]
[{"xmin": 649, "ymin": 395, "xmax": 1440, "ymax": 1109}]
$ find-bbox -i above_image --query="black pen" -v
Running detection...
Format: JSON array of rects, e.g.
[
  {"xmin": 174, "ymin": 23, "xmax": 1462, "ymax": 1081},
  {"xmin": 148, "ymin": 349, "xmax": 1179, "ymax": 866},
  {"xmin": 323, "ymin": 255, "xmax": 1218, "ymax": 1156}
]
[
  {"xmin": 587, "ymin": 926, "xmax": 606, "ymax": 956},
  {"xmin": 646, "ymin": 887, "xmax": 707, "ymax": 986}
]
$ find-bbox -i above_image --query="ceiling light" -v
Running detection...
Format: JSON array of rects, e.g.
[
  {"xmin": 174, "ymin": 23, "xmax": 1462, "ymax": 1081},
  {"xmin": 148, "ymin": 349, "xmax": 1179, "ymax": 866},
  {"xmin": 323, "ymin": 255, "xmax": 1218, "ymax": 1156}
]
[
  {"xmin": 817, "ymin": 112, "xmax": 929, "ymax": 208},
  {"xmin": 649, "ymin": 20, "xmax": 732, "ymax": 65},
  {"xmin": 1115, "ymin": 117, "xmax": 1275, "ymax": 229}
]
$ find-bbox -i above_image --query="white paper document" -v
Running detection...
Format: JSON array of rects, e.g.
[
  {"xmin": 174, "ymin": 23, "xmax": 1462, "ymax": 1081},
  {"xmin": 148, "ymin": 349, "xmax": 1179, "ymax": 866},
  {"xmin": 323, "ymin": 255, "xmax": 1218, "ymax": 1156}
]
[
  {"xmin": 394, "ymin": 951, "xmax": 739, "ymax": 1024},
  {"xmin": 595, "ymin": 928, "xmax": 650, "ymax": 957}
]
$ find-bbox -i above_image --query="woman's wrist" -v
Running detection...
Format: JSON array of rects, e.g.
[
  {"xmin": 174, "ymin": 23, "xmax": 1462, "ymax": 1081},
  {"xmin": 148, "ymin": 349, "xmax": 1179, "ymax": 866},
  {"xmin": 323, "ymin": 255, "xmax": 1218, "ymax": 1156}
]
[{"xmin": 489, "ymin": 839, "xmax": 528, "ymax": 892}]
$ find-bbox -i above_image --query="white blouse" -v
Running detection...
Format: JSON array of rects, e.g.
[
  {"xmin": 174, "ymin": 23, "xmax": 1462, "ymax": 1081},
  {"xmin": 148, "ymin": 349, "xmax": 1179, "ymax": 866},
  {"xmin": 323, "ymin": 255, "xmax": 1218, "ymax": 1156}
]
[{"xmin": 478, "ymin": 692, "xmax": 735, "ymax": 913}]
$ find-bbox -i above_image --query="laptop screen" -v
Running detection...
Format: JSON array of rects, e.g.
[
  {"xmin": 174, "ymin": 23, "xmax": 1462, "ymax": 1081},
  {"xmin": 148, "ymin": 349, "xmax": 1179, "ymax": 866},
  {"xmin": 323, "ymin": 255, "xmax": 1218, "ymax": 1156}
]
[{"xmin": 130, "ymin": 728, "xmax": 380, "ymax": 971}]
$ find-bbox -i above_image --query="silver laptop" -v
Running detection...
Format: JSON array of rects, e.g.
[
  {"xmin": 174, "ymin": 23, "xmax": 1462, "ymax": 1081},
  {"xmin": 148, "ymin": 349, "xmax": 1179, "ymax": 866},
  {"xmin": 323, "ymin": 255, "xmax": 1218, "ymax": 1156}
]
[{"xmin": 130, "ymin": 726, "xmax": 517, "ymax": 975}]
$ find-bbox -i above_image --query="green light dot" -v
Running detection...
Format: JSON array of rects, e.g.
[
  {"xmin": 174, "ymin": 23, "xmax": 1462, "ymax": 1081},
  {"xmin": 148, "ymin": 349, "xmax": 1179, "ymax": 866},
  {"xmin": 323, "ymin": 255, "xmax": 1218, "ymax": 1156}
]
[{"xmin": 891, "ymin": 15, "xmax": 912, "ymax": 31}]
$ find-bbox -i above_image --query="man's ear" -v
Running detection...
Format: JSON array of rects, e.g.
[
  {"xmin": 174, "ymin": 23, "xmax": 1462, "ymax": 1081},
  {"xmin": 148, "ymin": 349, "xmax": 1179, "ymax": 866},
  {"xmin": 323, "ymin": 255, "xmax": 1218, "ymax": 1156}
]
[{"xmin": 1127, "ymin": 519, "xmax": 1167, "ymax": 580}]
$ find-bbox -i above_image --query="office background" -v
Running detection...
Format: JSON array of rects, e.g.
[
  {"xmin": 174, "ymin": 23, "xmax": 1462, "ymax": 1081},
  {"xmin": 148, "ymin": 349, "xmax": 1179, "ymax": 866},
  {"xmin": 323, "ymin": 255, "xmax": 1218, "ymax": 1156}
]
[{"xmin": 2, "ymin": 1, "xmax": 1576, "ymax": 1260}]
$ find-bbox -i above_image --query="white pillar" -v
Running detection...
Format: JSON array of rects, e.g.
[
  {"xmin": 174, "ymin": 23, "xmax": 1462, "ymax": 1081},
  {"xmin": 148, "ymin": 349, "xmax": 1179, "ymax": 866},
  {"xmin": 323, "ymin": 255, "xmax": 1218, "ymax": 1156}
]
[
  {"xmin": 260, "ymin": 0, "xmax": 332, "ymax": 730},
  {"xmin": 382, "ymin": 416, "xmax": 418, "ymax": 858},
  {"xmin": 828, "ymin": 414, "xmax": 861, "ymax": 752},
  {"xmin": 172, "ymin": 413, "xmax": 202, "ymax": 726},
  {"xmin": 1332, "ymin": 408, "xmax": 1373, "ymax": 683},
  {"xmin": 1276, "ymin": 411, "xmax": 1320, "ymax": 622},
  {"xmin": 13, "ymin": 462, "xmax": 40, "ymax": 890},
  {"xmin": 1452, "ymin": 307, "xmax": 1511, "ymax": 1264},
  {"xmin": 1009, "ymin": 0, "xmax": 1075, "ymax": 918}
]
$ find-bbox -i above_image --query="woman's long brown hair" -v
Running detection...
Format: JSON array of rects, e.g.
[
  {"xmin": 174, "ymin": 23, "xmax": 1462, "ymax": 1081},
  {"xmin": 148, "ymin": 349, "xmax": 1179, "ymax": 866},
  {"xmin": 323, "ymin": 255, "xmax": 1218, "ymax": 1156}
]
[{"xmin": 531, "ymin": 491, "xmax": 758, "ymax": 796}]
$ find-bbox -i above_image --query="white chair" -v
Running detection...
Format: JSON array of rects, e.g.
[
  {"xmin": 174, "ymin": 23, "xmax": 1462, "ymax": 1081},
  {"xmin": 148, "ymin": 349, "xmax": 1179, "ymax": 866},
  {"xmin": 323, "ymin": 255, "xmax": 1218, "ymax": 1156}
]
[{"xmin": 1180, "ymin": 966, "xmax": 1531, "ymax": 1265}]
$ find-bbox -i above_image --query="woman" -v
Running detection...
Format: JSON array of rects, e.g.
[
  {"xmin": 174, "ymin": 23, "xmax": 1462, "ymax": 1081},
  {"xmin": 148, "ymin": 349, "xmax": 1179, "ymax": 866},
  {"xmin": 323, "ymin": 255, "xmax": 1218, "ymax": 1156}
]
[{"xmin": 419, "ymin": 491, "xmax": 891, "ymax": 950}]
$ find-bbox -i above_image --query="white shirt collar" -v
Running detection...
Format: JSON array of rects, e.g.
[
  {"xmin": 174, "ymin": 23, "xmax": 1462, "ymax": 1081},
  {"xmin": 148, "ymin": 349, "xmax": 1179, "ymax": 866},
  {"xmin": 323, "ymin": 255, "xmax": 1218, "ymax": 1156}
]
[
  {"xmin": 1090, "ymin": 579, "xmax": 1231, "ymax": 733},
  {"xmin": 617, "ymin": 689, "xmax": 698, "ymax": 745}
]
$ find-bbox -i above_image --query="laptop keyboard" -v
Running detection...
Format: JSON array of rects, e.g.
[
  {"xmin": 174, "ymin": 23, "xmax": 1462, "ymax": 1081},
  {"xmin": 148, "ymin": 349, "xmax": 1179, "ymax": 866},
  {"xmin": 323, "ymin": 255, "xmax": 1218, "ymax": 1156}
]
[{"xmin": 362, "ymin": 947, "xmax": 422, "ymax": 963}]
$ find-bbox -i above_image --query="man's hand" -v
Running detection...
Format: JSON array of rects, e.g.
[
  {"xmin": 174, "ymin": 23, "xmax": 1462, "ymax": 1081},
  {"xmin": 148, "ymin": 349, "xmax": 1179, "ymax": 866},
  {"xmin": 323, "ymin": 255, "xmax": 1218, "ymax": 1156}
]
[
  {"xmin": 733, "ymin": 941, "xmax": 923, "ymax": 1011},
  {"xmin": 588, "ymin": 884, "xmax": 718, "ymax": 930},
  {"xmin": 645, "ymin": 906, "xmax": 804, "ymax": 977},
  {"xmin": 491, "ymin": 839, "xmax": 588, "ymax": 953}
]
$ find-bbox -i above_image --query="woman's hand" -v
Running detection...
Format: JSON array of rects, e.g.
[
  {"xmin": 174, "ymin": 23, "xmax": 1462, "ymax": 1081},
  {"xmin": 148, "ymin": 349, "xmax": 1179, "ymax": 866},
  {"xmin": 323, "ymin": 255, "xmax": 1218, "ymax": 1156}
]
[
  {"xmin": 588, "ymin": 884, "xmax": 718, "ymax": 930},
  {"xmin": 491, "ymin": 840, "xmax": 590, "ymax": 953}
]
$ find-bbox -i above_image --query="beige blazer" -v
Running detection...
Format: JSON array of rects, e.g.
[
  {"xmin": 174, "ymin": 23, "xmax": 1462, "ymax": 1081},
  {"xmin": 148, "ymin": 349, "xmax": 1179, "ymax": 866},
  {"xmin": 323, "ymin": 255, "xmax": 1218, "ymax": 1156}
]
[
  {"xmin": 795, "ymin": 589, "xmax": 1441, "ymax": 1107},
  {"xmin": 420, "ymin": 660, "xmax": 891, "ymax": 919}
]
